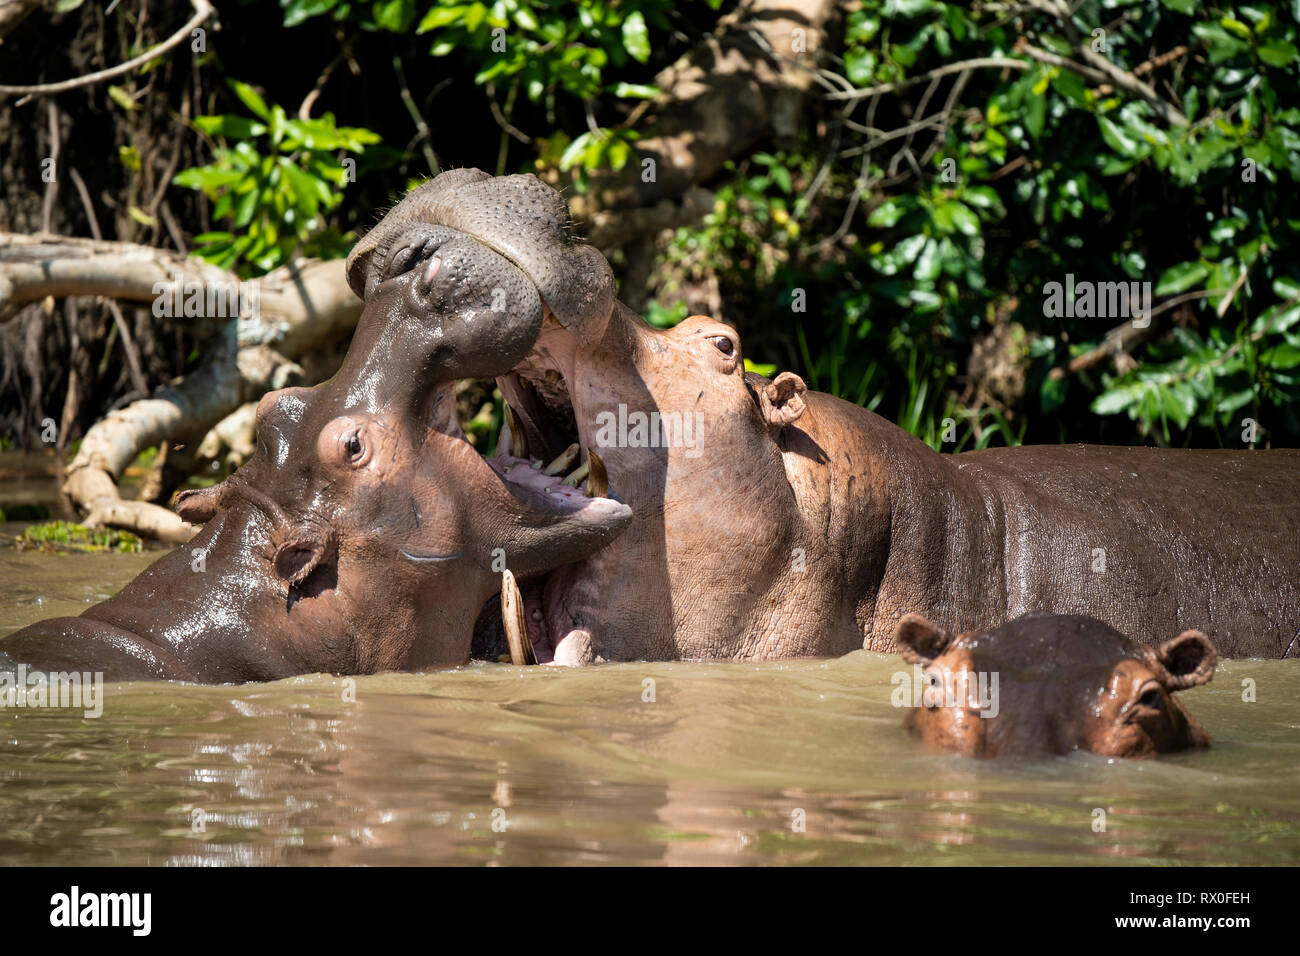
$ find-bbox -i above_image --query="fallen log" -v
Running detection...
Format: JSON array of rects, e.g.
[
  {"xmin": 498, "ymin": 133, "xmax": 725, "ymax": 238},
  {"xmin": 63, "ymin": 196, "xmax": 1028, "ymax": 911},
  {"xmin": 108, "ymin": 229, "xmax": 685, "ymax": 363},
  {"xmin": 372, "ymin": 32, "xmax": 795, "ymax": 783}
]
[{"xmin": 0, "ymin": 234, "xmax": 361, "ymax": 540}]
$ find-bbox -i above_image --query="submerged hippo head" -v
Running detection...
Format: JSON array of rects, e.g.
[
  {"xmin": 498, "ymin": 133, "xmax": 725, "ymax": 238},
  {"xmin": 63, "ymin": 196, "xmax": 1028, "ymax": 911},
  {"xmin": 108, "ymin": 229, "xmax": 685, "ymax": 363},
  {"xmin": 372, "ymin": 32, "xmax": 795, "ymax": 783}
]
[
  {"xmin": 894, "ymin": 613, "xmax": 1217, "ymax": 758},
  {"xmin": 3, "ymin": 214, "xmax": 630, "ymax": 681}
]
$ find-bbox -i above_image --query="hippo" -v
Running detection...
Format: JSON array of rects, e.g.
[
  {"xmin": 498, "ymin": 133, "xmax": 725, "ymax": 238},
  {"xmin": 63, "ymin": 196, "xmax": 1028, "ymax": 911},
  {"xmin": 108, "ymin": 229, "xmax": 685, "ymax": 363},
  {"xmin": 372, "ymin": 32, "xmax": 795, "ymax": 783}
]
[
  {"xmin": 6, "ymin": 170, "xmax": 1299, "ymax": 681},
  {"xmin": 0, "ymin": 193, "xmax": 631, "ymax": 681},
  {"xmin": 371, "ymin": 169, "xmax": 1300, "ymax": 664},
  {"xmin": 893, "ymin": 612, "xmax": 1217, "ymax": 757}
]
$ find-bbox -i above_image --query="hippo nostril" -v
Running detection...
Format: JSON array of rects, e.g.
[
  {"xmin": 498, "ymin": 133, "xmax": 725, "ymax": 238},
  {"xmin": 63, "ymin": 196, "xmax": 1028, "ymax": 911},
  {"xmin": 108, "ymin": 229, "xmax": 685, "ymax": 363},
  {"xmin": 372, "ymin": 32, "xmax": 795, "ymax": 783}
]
[{"xmin": 383, "ymin": 231, "xmax": 446, "ymax": 283}]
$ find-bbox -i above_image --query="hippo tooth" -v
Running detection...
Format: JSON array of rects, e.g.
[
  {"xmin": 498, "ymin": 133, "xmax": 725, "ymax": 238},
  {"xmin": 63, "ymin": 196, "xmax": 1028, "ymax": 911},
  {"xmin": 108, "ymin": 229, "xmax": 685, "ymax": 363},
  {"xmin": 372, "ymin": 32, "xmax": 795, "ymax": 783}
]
[
  {"xmin": 562, "ymin": 460, "xmax": 589, "ymax": 487},
  {"xmin": 501, "ymin": 569, "xmax": 538, "ymax": 666},
  {"xmin": 586, "ymin": 450, "xmax": 608, "ymax": 498},
  {"xmin": 503, "ymin": 403, "xmax": 528, "ymax": 459},
  {"xmin": 542, "ymin": 443, "xmax": 579, "ymax": 476}
]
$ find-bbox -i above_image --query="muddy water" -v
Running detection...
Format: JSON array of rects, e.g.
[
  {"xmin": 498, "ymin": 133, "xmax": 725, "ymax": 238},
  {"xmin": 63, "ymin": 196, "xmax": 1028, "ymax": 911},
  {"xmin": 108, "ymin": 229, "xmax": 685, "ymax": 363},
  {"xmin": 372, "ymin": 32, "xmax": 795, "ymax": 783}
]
[{"xmin": 0, "ymin": 544, "xmax": 1298, "ymax": 866}]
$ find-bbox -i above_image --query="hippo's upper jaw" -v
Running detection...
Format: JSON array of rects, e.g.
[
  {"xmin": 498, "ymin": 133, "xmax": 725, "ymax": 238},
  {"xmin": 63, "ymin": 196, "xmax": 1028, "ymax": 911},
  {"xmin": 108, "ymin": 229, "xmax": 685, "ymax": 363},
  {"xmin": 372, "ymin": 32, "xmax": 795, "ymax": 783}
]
[
  {"xmin": 896, "ymin": 613, "xmax": 1218, "ymax": 759},
  {"xmin": 2, "ymin": 214, "xmax": 634, "ymax": 683}
]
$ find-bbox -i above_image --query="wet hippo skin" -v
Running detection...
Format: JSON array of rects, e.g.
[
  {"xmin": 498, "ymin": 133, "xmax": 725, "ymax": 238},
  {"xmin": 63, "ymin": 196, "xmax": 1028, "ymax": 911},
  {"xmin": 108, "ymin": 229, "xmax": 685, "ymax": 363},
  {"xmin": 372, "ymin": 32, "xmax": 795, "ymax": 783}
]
[{"xmin": 1, "ymin": 210, "xmax": 631, "ymax": 681}]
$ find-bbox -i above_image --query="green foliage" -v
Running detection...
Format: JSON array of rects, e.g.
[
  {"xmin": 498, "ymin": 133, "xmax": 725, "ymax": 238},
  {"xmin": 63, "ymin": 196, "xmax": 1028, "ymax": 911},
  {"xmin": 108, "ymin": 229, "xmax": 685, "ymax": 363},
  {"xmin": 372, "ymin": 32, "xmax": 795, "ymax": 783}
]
[
  {"xmin": 659, "ymin": 0, "xmax": 1300, "ymax": 448},
  {"xmin": 282, "ymin": 0, "xmax": 688, "ymax": 174},
  {"xmin": 173, "ymin": 80, "xmax": 382, "ymax": 274},
  {"xmin": 16, "ymin": 522, "xmax": 144, "ymax": 554},
  {"xmin": 129, "ymin": 1, "xmax": 1300, "ymax": 451}
]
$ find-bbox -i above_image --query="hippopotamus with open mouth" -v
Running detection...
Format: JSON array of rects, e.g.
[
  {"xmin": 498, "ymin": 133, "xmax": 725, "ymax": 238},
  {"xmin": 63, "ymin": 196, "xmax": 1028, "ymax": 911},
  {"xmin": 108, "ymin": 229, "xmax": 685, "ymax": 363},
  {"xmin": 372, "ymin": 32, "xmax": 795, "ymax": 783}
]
[
  {"xmin": 893, "ymin": 612, "xmax": 1217, "ymax": 757},
  {"xmin": 388, "ymin": 169, "xmax": 1299, "ymax": 664},
  {"xmin": 5, "ymin": 169, "xmax": 1299, "ymax": 680},
  {"xmin": 1, "ymin": 171, "xmax": 631, "ymax": 680}
]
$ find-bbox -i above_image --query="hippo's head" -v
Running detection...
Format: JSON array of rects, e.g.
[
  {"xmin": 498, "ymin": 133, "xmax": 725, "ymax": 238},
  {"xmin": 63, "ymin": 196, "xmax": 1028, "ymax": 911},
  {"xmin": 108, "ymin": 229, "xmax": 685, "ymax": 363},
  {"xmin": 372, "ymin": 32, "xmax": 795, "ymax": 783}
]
[
  {"xmin": 342, "ymin": 169, "xmax": 815, "ymax": 663},
  {"xmin": 894, "ymin": 613, "xmax": 1217, "ymax": 758},
  {"xmin": 3, "ymin": 203, "xmax": 631, "ymax": 681}
]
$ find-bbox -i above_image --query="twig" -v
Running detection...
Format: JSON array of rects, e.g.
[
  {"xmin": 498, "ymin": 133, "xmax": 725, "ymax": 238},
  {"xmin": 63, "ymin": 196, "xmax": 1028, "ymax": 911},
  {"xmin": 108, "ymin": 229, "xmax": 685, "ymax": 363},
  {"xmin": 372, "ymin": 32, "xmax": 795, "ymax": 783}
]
[
  {"xmin": 486, "ymin": 80, "xmax": 532, "ymax": 145},
  {"xmin": 823, "ymin": 57, "xmax": 1030, "ymax": 102},
  {"xmin": 40, "ymin": 99, "xmax": 59, "ymax": 233},
  {"xmin": 298, "ymin": 52, "xmax": 344, "ymax": 121},
  {"xmin": 1014, "ymin": 37, "xmax": 1187, "ymax": 127},
  {"xmin": 68, "ymin": 166, "xmax": 150, "ymax": 398},
  {"xmin": 0, "ymin": 0, "xmax": 215, "ymax": 97},
  {"xmin": 1216, "ymin": 243, "xmax": 1266, "ymax": 319},
  {"xmin": 392, "ymin": 55, "xmax": 440, "ymax": 176},
  {"xmin": 1059, "ymin": 289, "xmax": 1228, "ymax": 376}
]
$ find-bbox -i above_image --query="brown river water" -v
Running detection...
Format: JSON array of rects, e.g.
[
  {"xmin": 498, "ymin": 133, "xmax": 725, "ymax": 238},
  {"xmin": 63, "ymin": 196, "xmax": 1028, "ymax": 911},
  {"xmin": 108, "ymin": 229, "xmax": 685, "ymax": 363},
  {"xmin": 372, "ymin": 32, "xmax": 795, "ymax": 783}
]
[{"xmin": 1, "ymin": 537, "xmax": 1298, "ymax": 866}]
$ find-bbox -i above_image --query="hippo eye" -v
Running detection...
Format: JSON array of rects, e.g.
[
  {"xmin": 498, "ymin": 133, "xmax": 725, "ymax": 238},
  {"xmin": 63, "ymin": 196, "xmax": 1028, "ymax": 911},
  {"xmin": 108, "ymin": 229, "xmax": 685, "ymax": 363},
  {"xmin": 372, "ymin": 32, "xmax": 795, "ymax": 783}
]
[
  {"xmin": 1137, "ymin": 686, "xmax": 1162, "ymax": 709},
  {"xmin": 710, "ymin": 335, "xmax": 735, "ymax": 356},
  {"xmin": 343, "ymin": 431, "xmax": 364, "ymax": 463}
]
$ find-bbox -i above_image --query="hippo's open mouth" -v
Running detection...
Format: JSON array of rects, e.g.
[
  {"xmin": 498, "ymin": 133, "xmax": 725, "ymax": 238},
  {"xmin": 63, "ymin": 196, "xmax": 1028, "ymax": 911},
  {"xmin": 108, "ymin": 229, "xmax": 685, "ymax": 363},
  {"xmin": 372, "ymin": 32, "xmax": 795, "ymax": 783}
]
[{"xmin": 469, "ymin": 329, "xmax": 616, "ymax": 664}]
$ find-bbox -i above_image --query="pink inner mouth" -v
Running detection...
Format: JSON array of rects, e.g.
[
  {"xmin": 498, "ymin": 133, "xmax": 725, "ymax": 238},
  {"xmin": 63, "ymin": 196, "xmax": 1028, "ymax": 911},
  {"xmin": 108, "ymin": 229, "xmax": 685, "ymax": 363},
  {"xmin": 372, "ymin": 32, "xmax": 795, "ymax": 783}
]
[{"xmin": 486, "ymin": 451, "xmax": 596, "ymax": 514}]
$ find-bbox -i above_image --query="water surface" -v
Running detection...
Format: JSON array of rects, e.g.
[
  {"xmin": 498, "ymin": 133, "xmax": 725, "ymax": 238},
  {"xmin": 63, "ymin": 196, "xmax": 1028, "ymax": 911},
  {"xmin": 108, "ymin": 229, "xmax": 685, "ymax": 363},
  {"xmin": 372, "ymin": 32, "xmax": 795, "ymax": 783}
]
[{"xmin": 1, "ymin": 544, "xmax": 1297, "ymax": 865}]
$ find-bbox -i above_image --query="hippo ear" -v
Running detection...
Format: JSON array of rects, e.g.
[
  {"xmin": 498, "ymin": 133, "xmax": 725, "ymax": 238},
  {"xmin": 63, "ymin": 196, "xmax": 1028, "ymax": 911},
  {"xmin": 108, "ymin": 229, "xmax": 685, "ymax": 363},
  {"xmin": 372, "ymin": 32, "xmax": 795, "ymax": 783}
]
[
  {"xmin": 895, "ymin": 613, "xmax": 952, "ymax": 666},
  {"xmin": 761, "ymin": 372, "xmax": 808, "ymax": 427},
  {"xmin": 1152, "ymin": 630, "xmax": 1218, "ymax": 691},
  {"xmin": 173, "ymin": 486, "xmax": 222, "ymax": 523}
]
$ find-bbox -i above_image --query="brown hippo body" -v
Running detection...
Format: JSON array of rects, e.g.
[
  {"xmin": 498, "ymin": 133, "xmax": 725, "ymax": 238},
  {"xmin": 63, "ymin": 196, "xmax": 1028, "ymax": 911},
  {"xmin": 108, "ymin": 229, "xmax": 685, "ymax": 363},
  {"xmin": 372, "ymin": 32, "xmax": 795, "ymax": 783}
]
[
  {"xmin": 479, "ymin": 294, "xmax": 1299, "ymax": 664},
  {"xmin": 374, "ymin": 169, "xmax": 1298, "ymax": 665},
  {"xmin": 5, "ymin": 169, "xmax": 1298, "ymax": 681},
  {"xmin": 894, "ymin": 612, "xmax": 1217, "ymax": 758}
]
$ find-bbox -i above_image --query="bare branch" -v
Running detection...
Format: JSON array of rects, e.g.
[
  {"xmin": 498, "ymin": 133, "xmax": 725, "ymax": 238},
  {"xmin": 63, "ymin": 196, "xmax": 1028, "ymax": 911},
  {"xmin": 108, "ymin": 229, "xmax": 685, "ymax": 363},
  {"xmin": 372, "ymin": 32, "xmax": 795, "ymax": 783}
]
[
  {"xmin": 823, "ymin": 57, "xmax": 1031, "ymax": 102},
  {"xmin": 0, "ymin": 0, "xmax": 215, "ymax": 98}
]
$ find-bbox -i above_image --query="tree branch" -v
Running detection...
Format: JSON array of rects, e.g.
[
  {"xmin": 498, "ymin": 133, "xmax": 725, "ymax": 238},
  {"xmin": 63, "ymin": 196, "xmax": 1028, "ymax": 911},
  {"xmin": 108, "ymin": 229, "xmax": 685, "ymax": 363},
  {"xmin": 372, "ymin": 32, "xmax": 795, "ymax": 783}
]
[{"xmin": 0, "ymin": 0, "xmax": 215, "ymax": 98}]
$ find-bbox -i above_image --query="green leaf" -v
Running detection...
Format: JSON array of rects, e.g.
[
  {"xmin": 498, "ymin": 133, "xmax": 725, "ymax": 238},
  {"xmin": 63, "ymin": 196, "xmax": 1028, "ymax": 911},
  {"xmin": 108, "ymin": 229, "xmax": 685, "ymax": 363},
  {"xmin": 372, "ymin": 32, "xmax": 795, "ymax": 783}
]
[
  {"xmin": 558, "ymin": 131, "xmax": 595, "ymax": 171},
  {"xmin": 1261, "ymin": 344, "xmax": 1300, "ymax": 368},
  {"xmin": 1093, "ymin": 387, "xmax": 1138, "ymax": 416},
  {"xmin": 867, "ymin": 198, "xmax": 909, "ymax": 228},
  {"xmin": 1098, "ymin": 114, "xmax": 1147, "ymax": 159},
  {"xmin": 107, "ymin": 85, "xmax": 138, "ymax": 112},
  {"xmin": 419, "ymin": 6, "xmax": 465, "ymax": 33},
  {"xmin": 372, "ymin": 0, "xmax": 414, "ymax": 32},
  {"xmin": 1155, "ymin": 261, "xmax": 1209, "ymax": 295},
  {"xmin": 193, "ymin": 115, "xmax": 266, "ymax": 139},
  {"xmin": 933, "ymin": 201, "xmax": 979, "ymax": 237},
  {"xmin": 613, "ymin": 82, "xmax": 658, "ymax": 99},
  {"xmin": 1257, "ymin": 40, "xmax": 1299, "ymax": 67},
  {"xmin": 622, "ymin": 11, "xmax": 650, "ymax": 63},
  {"xmin": 228, "ymin": 80, "xmax": 271, "ymax": 121},
  {"xmin": 282, "ymin": 0, "xmax": 339, "ymax": 28}
]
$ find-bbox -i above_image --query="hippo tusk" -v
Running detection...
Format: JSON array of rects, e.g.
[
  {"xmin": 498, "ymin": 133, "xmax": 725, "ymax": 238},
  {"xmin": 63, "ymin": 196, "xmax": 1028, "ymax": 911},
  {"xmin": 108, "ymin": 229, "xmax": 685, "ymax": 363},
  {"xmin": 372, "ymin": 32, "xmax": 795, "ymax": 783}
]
[
  {"xmin": 501, "ymin": 569, "xmax": 537, "ymax": 666},
  {"xmin": 561, "ymin": 460, "xmax": 589, "ymax": 488},
  {"xmin": 586, "ymin": 449, "xmax": 608, "ymax": 499},
  {"xmin": 503, "ymin": 402, "xmax": 528, "ymax": 460},
  {"xmin": 542, "ymin": 443, "xmax": 579, "ymax": 476}
]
